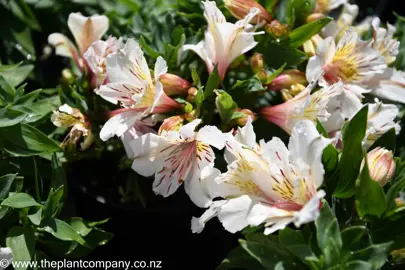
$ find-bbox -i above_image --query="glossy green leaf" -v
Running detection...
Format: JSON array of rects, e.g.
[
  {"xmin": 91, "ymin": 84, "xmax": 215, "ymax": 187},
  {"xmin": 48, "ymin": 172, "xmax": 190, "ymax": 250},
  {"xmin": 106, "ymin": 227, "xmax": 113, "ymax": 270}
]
[
  {"xmin": 344, "ymin": 261, "xmax": 373, "ymax": 270},
  {"xmin": 6, "ymin": 227, "xmax": 36, "ymax": 270},
  {"xmin": 286, "ymin": 17, "xmax": 332, "ymax": 48},
  {"xmin": 315, "ymin": 200, "xmax": 342, "ymax": 266},
  {"xmin": 334, "ymin": 105, "xmax": 368, "ymax": 198},
  {"xmin": 43, "ymin": 186, "xmax": 64, "ymax": 219},
  {"xmin": 1, "ymin": 192, "xmax": 41, "ymax": 208},
  {"xmin": 0, "ymin": 123, "xmax": 61, "ymax": 156},
  {"xmin": 232, "ymin": 76, "xmax": 267, "ymax": 93},
  {"xmin": 41, "ymin": 218, "xmax": 88, "ymax": 246},
  {"xmin": 191, "ymin": 66, "xmax": 201, "ymax": 88},
  {"xmin": 28, "ymin": 207, "xmax": 42, "ymax": 226},
  {"xmin": 287, "ymin": 0, "xmax": 316, "ymax": 27},
  {"xmin": 215, "ymin": 90, "xmax": 238, "ymax": 124},
  {"xmin": 368, "ymin": 127, "xmax": 396, "ymax": 152},
  {"xmin": 341, "ymin": 226, "xmax": 370, "ymax": 252},
  {"xmin": 347, "ymin": 242, "xmax": 393, "ymax": 270},
  {"xmin": 0, "ymin": 65, "xmax": 34, "ymax": 87},
  {"xmin": 13, "ymin": 89, "xmax": 42, "ymax": 106},
  {"xmin": 0, "ymin": 174, "xmax": 17, "ymax": 200},
  {"xmin": 355, "ymin": 154, "xmax": 387, "ymax": 218},
  {"xmin": 0, "ymin": 62, "xmax": 23, "ymax": 72},
  {"xmin": 0, "ymin": 74, "xmax": 16, "ymax": 102},
  {"xmin": 264, "ymin": 63, "xmax": 287, "ymax": 84},
  {"xmin": 217, "ymin": 245, "xmax": 265, "ymax": 270},
  {"xmin": 204, "ymin": 64, "xmax": 220, "ymax": 98},
  {"xmin": 0, "ymin": 107, "xmax": 27, "ymax": 127}
]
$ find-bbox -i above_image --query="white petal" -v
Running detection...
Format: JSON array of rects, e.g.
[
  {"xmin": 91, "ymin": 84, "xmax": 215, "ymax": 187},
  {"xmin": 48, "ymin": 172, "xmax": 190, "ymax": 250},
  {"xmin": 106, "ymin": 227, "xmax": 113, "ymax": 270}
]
[
  {"xmin": 259, "ymin": 137, "xmax": 290, "ymax": 166},
  {"xmin": 130, "ymin": 133, "xmax": 165, "ymax": 176},
  {"xmin": 217, "ymin": 195, "xmax": 253, "ymax": 233},
  {"xmin": 100, "ymin": 110, "xmax": 141, "ymax": 141},
  {"xmin": 234, "ymin": 116, "xmax": 256, "ymax": 149},
  {"xmin": 191, "ymin": 200, "xmax": 227, "ymax": 233},
  {"xmin": 263, "ymin": 217, "xmax": 294, "ymax": 235},
  {"xmin": 182, "ymin": 42, "xmax": 213, "ymax": 73},
  {"xmin": 48, "ymin": 33, "xmax": 79, "ymax": 60},
  {"xmin": 154, "ymin": 56, "xmax": 168, "ymax": 81},
  {"xmin": 179, "ymin": 119, "xmax": 202, "ymax": 139},
  {"xmin": 121, "ymin": 120, "xmax": 156, "ymax": 157},
  {"xmin": 67, "ymin": 12, "xmax": 109, "ymax": 54},
  {"xmin": 202, "ymin": 0, "xmax": 226, "ymax": 26},
  {"xmin": 293, "ymin": 190, "xmax": 325, "ymax": 227},
  {"xmin": 197, "ymin": 125, "xmax": 226, "ymax": 149}
]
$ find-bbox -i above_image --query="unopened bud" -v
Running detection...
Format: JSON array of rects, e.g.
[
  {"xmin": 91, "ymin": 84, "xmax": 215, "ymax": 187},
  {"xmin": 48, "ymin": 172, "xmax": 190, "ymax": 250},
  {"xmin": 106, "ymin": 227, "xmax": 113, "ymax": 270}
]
[
  {"xmin": 250, "ymin": 53, "xmax": 264, "ymax": 74},
  {"xmin": 268, "ymin": 70, "xmax": 307, "ymax": 91},
  {"xmin": 160, "ymin": 73, "xmax": 191, "ymax": 96},
  {"xmin": 306, "ymin": 13, "xmax": 325, "ymax": 23},
  {"xmin": 186, "ymin": 87, "xmax": 198, "ymax": 103},
  {"xmin": 281, "ymin": 83, "xmax": 306, "ymax": 101},
  {"xmin": 257, "ymin": 69, "xmax": 268, "ymax": 83},
  {"xmin": 62, "ymin": 68, "xmax": 75, "ymax": 84},
  {"xmin": 224, "ymin": 0, "xmax": 272, "ymax": 24},
  {"xmin": 362, "ymin": 147, "xmax": 396, "ymax": 187},
  {"xmin": 158, "ymin": 115, "xmax": 185, "ymax": 135},
  {"xmin": 265, "ymin": 20, "xmax": 290, "ymax": 37},
  {"xmin": 303, "ymin": 40, "xmax": 316, "ymax": 57},
  {"xmin": 235, "ymin": 109, "xmax": 256, "ymax": 126},
  {"xmin": 184, "ymin": 109, "xmax": 200, "ymax": 121}
]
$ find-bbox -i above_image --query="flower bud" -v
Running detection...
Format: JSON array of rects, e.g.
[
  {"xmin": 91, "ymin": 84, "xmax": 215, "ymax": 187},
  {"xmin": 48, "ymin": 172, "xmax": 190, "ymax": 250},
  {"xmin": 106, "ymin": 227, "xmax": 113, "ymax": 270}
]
[
  {"xmin": 303, "ymin": 40, "xmax": 316, "ymax": 57},
  {"xmin": 362, "ymin": 147, "xmax": 396, "ymax": 187},
  {"xmin": 235, "ymin": 109, "xmax": 256, "ymax": 126},
  {"xmin": 160, "ymin": 73, "xmax": 191, "ymax": 96},
  {"xmin": 186, "ymin": 87, "xmax": 198, "ymax": 103},
  {"xmin": 224, "ymin": 0, "xmax": 272, "ymax": 24},
  {"xmin": 267, "ymin": 70, "xmax": 307, "ymax": 91},
  {"xmin": 62, "ymin": 68, "xmax": 75, "ymax": 85},
  {"xmin": 158, "ymin": 115, "xmax": 185, "ymax": 135},
  {"xmin": 184, "ymin": 109, "xmax": 200, "ymax": 121},
  {"xmin": 265, "ymin": 20, "xmax": 290, "ymax": 37},
  {"xmin": 306, "ymin": 13, "xmax": 326, "ymax": 23},
  {"xmin": 250, "ymin": 53, "xmax": 264, "ymax": 74}
]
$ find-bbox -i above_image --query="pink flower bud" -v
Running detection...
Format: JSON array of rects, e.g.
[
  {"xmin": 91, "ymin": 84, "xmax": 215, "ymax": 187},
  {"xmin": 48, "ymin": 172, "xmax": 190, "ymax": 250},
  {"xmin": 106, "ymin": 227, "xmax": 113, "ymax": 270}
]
[
  {"xmin": 158, "ymin": 115, "xmax": 185, "ymax": 135},
  {"xmin": 250, "ymin": 53, "xmax": 265, "ymax": 74},
  {"xmin": 160, "ymin": 73, "xmax": 191, "ymax": 96},
  {"xmin": 363, "ymin": 147, "xmax": 396, "ymax": 187},
  {"xmin": 267, "ymin": 70, "xmax": 307, "ymax": 91},
  {"xmin": 306, "ymin": 13, "xmax": 326, "ymax": 23},
  {"xmin": 235, "ymin": 109, "xmax": 256, "ymax": 126},
  {"xmin": 265, "ymin": 20, "xmax": 290, "ymax": 37},
  {"xmin": 224, "ymin": 0, "xmax": 272, "ymax": 24}
]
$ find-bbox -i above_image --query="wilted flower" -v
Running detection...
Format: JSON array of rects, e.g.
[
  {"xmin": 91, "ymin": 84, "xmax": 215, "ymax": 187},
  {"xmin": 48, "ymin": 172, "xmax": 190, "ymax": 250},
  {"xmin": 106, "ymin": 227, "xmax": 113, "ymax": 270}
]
[
  {"xmin": 48, "ymin": 12, "xmax": 109, "ymax": 70},
  {"xmin": 192, "ymin": 120, "xmax": 331, "ymax": 234},
  {"xmin": 51, "ymin": 104, "xmax": 93, "ymax": 151},
  {"xmin": 224, "ymin": 0, "xmax": 272, "ymax": 24},
  {"xmin": 267, "ymin": 69, "xmax": 307, "ymax": 91},
  {"xmin": 96, "ymin": 39, "xmax": 181, "ymax": 141},
  {"xmin": 363, "ymin": 147, "xmax": 395, "ymax": 187},
  {"xmin": 261, "ymin": 79, "xmax": 343, "ymax": 134},
  {"xmin": 159, "ymin": 73, "xmax": 191, "ymax": 96},
  {"xmin": 182, "ymin": 1, "xmax": 264, "ymax": 79},
  {"xmin": 84, "ymin": 36, "xmax": 124, "ymax": 87},
  {"xmin": 129, "ymin": 119, "xmax": 226, "ymax": 208}
]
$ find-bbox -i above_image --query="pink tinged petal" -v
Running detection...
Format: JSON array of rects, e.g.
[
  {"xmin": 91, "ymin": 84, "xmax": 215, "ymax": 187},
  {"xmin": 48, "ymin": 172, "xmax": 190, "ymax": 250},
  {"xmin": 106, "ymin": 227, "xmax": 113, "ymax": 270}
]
[
  {"xmin": 99, "ymin": 110, "xmax": 142, "ymax": 141},
  {"xmin": 121, "ymin": 120, "xmax": 156, "ymax": 157},
  {"xmin": 293, "ymin": 190, "xmax": 325, "ymax": 227},
  {"xmin": 48, "ymin": 33, "xmax": 81, "ymax": 67},
  {"xmin": 97, "ymin": 83, "xmax": 141, "ymax": 106},
  {"xmin": 197, "ymin": 125, "xmax": 226, "ymax": 149},
  {"xmin": 184, "ymin": 166, "xmax": 220, "ymax": 208},
  {"xmin": 67, "ymin": 12, "xmax": 109, "ymax": 55},
  {"xmin": 288, "ymin": 120, "xmax": 332, "ymax": 188},
  {"xmin": 131, "ymin": 133, "xmax": 166, "ymax": 176}
]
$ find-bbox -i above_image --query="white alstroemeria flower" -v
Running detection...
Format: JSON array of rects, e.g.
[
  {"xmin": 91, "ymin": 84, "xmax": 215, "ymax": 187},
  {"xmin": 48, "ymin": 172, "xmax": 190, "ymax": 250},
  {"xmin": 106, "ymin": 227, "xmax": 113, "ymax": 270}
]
[
  {"xmin": 322, "ymin": 4, "xmax": 359, "ymax": 39},
  {"xmin": 261, "ymin": 79, "xmax": 343, "ymax": 134},
  {"xmin": 0, "ymin": 247, "xmax": 13, "ymax": 270},
  {"xmin": 97, "ymin": 39, "xmax": 181, "ymax": 141},
  {"xmin": 51, "ymin": 104, "xmax": 93, "ymax": 151},
  {"xmin": 364, "ymin": 99, "xmax": 401, "ymax": 148},
  {"xmin": 365, "ymin": 68, "xmax": 405, "ymax": 104},
  {"xmin": 181, "ymin": 1, "xmax": 264, "ymax": 79},
  {"xmin": 129, "ymin": 119, "xmax": 226, "ymax": 207},
  {"xmin": 48, "ymin": 12, "xmax": 109, "ymax": 69},
  {"xmin": 315, "ymin": 0, "xmax": 347, "ymax": 14},
  {"xmin": 84, "ymin": 36, "xmax": 124, "ymax": 86},
  {"xmin": 192, "ymin": 120, "xmax": 332, "ymax": 234},
  {"xmin": 371, "ymin": 18, "xmax": 400, "ymax": 65}
]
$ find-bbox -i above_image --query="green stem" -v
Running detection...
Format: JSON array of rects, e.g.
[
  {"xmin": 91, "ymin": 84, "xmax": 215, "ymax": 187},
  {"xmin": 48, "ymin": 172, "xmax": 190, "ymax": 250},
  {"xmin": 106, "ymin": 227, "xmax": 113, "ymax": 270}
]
[{"xmin": 33, "ymin": 158, "xmax": 41, "ymax": 202}]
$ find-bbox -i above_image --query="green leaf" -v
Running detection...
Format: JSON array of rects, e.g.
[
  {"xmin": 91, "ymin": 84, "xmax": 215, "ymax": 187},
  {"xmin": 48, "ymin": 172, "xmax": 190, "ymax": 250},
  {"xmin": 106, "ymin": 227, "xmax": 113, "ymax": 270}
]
[
  {"xmin": 215, "ymin": 90, "xmax": 238, "ymax": 124},
  {"xmin": 41, "ymin": 218, "xmax": 88, "ymax": 247},
  {"xmin": 0, "ymin": 65, "xmax": 34, "ymax": 88},
  {"xmin": 344, "ymin": 261, "xmax": 373, "ymax": 270},
  {"xmin": 368, "ymin": 127, "xmax": 396, "ymax": 152},
  {"xmin": 341, "ymin": 226, "xmax": 370, "ymax": 252},
  {"xmin": 204, "ymin": 64, "xmax": 220, "ymax": 98},
  {"xmin": 139, "ymin": 36, "xmax": 160, "ymax": 59},
  {"xmin": 286, "ymin": 17, "xmax": 332, "ymax": 48},
  {"xmin": 279, "ymin": 228, "xmax": 319, "ymax": 267},
  {"xmin": 0, "ymin": 123, "xmax": 61, "ymax": 156},
  {"xmin": 43, "ymin": 186, "xmax": 64, "ymax": 219},
  {"xmin": 287, "ymin": 0, "xmax": 316, "ymax": 27},
  {"xmin": 51, "ymin": 153, "xmax": 67, "ymax": 200},
  {"xmin": 386, "ymin": 174, "xmax": 405, "ymax": 212},
  {"xmin": 6, "ymin": 227, "xmax": 36, "ymax": 270},
  {"xmin": 264, "ymin": 63, "xmax": 287, "ymax": 84},
  {"xmin": 355, "ymin": 154, "xmax": 387, "ymax": 218},
  {"xmin": 191, "ymin": 66, "xmax": 201, "ymax": 88},
  {"xmin": 14, "ymin": 89, "xmax": 42, "ymax": 106},
  {"xmin": 0, "ymin": 74, "xmax": 16, "ymax": 102},
  {"xmin": 315, "ymin": 200, "xmax": 342, "ymax": 267},
  {"xmin": 0, "ymin": 62, "xmax": 23, "ymax": 72},
  {"xmin": 0, "ymin": 174, "xmax": 17, "ymax": 200},
  {"xmin": 28, "ymin": 207, "xmax": 43, "ymax": 226},
  {"xmin": 0, "ymin": 107, "xmax": 27, "ymax": 127},
  {"xmin": 347, "ymin": 242, "xmax": 393, "ymax": 270},
  {"xmin": 68, "ymin": 217, "xmax": 109, "ymax": 237},
  {"xmin": 232, "ymin": 76, "xmax": 267, "ymax": 93},
  {"xmin": 216, "ymin": 245, "xmax": 265, "ymax": 270},
  {"xmin": 334, "ymin": 105, "xmax": 368, "ymax": 198},
  {"xmin": 1, "ymin": 192, "xmax": 41, "ymax": 208}
]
